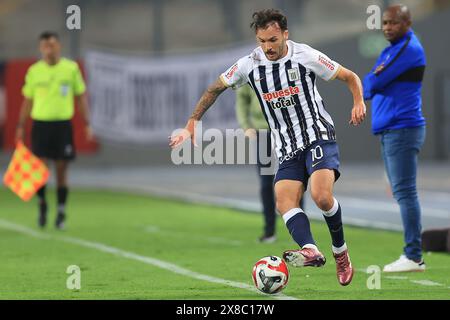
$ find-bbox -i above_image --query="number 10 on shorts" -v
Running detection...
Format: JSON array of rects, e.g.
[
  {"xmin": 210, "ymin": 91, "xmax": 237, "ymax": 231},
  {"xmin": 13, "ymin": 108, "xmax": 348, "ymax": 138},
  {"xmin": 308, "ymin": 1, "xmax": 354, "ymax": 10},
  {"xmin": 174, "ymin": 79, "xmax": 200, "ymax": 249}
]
[{"xmin": 311, "ymin": 145, "xmax": 324, "ymax": 162}]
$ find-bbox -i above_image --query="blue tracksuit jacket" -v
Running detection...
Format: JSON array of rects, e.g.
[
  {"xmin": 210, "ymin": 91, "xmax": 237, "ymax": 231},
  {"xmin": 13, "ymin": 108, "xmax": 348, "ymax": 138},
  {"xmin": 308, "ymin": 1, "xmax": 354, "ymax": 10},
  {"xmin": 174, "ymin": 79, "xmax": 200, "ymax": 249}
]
[{"xmin": 363, "ymin": 29, "xmax": 426, "ymax": 134}]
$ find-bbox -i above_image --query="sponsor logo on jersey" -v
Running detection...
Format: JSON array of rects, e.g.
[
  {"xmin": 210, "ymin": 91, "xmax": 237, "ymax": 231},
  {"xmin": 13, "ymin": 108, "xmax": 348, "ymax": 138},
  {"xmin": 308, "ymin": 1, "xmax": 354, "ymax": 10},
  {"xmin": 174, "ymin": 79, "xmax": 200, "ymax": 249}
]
[
  {"xmin": 318, "ymin": 55, "xmax": 335, "ymax": 71},
  {"xmin": 225, "ymin": 63, "xmax": 238, "ymax": 79},
  {"xmin": 263, "ymin": 86, "xmax": 300, "ymax": 110},
  {"xmin": 263, "ymin": 86, "xmax": 300, "ymax": 101},
  {"xmin": 279, "ymin": 144, "xmax": 308, "ymax": 163}
]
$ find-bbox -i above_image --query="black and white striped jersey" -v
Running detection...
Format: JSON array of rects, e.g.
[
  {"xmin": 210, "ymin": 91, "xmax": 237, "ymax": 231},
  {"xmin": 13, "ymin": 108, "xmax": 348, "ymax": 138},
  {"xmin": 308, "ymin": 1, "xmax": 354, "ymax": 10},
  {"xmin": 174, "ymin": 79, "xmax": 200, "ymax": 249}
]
[{"xmin": 221, "ymin": 40, "xmax": 340, "ymax": 163}]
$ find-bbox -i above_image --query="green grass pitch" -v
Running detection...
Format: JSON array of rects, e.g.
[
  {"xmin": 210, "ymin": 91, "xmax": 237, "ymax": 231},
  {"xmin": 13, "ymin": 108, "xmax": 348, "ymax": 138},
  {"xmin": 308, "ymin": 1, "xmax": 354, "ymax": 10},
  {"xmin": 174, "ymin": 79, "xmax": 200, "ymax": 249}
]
[{"xmin": 0, "ymin": 187, "xmax": 449, "ymax": 300}]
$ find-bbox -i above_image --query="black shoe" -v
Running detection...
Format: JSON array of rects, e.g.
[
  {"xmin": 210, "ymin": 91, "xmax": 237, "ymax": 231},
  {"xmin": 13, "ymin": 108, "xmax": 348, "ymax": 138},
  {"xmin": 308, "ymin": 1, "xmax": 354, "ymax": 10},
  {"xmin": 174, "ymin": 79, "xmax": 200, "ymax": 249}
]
[
  {"xmin": 38, "ymin": 202, "xmax": 48, "ymax": 228},
  {"xmin": 55, "ymin": 212, "xmax": 66, "ymax": 230},
  {"xmin": 258, "ymin": 234, "xmax": 276, "ymax": 243}
]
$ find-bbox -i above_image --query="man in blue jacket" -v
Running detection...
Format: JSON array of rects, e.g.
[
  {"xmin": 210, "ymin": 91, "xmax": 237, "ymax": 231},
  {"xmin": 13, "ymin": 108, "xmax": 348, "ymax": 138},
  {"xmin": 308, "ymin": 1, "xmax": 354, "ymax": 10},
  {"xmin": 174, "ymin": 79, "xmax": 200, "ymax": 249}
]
[{"xmin": 363, "ymin": 4, "xmax": 426, "ymax": 272}]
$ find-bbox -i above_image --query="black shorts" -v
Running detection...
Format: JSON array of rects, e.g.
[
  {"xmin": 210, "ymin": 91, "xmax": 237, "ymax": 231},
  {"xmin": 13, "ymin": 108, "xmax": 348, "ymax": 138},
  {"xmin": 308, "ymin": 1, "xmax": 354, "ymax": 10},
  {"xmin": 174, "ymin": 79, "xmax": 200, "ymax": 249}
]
[
  {"xmin": 274, "ymin": 140, "xmax": 341, "ymax": 190},
  {"xmin": 31, "ymin": 120, "xmax": 76, "ymax": 160}
]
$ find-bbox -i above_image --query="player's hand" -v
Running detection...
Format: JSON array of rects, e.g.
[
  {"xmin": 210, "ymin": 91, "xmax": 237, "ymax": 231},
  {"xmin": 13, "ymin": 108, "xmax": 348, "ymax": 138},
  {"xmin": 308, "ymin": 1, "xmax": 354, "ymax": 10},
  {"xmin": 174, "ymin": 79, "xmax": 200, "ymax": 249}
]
[
  {"xmin": 169, "ymin": 118, "xmax": 197, "ymax": 149},
  {"xmin": 85, "ymin": 125, "xmax": 95, "ymax": 142},
  {"xmin": 349, "ymin": 101, "xmax": 366, "ymax": 126},
  {"xmin": 15, "ymin": 126, "xmax": 24, "ymax": 143}
]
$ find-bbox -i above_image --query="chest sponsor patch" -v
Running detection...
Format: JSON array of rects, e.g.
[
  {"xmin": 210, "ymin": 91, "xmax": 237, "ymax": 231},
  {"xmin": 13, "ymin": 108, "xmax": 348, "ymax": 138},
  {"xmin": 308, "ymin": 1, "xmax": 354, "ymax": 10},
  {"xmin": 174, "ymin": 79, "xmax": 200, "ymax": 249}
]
[{"xmin": 262, "ymin": 86, "xmax": 300, "ymax": 110}]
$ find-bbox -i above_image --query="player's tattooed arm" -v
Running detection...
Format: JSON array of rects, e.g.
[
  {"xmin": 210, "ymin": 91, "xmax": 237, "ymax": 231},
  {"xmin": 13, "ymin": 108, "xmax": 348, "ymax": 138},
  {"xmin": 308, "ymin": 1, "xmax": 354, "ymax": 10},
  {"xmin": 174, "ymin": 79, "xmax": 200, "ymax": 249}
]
[
  {"xmin": 189, "ymin": 77, "xmax": 228, "ymax": 121},
  {"xmin": 169, "ymin": 77, "xmax": 228, "ymax": 148},
  {"xmin": 335, "ymin": 66, "xmax": 366, "ymax": 126}
]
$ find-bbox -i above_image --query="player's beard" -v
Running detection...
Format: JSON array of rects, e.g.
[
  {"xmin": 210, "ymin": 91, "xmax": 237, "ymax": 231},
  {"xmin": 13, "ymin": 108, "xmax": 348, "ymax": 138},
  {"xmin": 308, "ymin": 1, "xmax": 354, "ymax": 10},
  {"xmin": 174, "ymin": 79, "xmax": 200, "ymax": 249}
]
[{"xmin": 265, "ymin": 40, "xmax": 286, "ymax": 61}]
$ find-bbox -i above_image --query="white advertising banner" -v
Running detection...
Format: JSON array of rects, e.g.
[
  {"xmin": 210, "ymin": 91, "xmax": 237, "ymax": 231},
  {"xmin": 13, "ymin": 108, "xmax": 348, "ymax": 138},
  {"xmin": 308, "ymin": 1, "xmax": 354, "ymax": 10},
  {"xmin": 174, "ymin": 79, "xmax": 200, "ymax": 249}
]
[{"xmin": 85, "ymin": 45, "xmax": 253, "ymax": 144}]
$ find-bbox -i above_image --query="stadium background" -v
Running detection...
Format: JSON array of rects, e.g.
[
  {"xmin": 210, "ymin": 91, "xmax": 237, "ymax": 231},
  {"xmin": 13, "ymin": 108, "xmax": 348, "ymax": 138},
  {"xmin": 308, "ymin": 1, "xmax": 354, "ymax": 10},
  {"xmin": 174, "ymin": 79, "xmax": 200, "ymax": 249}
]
[{"xmin": 0, "ymin": 0, "xmax": 449, "ymax": 300}]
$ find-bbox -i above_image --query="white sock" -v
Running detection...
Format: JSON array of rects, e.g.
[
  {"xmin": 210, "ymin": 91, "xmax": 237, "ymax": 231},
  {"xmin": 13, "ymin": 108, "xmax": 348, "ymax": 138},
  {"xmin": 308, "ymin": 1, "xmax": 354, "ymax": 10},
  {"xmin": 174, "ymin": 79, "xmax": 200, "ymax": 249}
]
[
  {"xmin": 332, "ymin": 242, "xmax": 347, "ymax": 254},
  {"xmin": 303, "ymin": 243, "xmax": 318, "ymax": 251},
  {"xmin": 323, "ymin": 197, "xmax": 339, "ymax": 217},
  {"xmin": 282, "ymin": 208, "xmax": 302, "ymax": 224}
]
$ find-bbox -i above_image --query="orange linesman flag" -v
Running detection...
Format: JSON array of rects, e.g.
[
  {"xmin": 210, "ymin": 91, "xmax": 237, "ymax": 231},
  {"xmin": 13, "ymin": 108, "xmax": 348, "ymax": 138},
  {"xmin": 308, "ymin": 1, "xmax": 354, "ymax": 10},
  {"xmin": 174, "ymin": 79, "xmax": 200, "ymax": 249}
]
[{"xmin": 3, "ymin": 141, "xmax": 50, "ymax": 201}]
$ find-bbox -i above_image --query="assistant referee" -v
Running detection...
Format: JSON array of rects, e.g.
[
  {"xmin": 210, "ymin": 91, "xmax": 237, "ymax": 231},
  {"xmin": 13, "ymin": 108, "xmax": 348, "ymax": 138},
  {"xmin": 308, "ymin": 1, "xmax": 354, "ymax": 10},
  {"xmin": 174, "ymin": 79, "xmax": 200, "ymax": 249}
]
[{"xmin": 16, "ymin": 31, "xmax": 93, "ymax": 229}]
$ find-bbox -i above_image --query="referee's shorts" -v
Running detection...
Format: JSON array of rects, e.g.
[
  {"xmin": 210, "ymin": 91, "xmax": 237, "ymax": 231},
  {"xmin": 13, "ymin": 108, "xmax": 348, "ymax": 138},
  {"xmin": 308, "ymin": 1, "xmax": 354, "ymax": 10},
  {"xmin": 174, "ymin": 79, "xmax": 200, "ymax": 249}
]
[{"xmin": 31, "ymin": 120, "xmax": 76, "ymax": 160}]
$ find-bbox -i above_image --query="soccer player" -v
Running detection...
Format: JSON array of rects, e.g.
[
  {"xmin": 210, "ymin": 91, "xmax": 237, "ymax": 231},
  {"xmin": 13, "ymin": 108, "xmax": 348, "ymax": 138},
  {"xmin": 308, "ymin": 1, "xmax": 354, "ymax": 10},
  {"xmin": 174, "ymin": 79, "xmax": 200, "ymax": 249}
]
[
  {"xmin": 170, "ymin": 9, "xmax": 366, "ymax": 286},
  {"xmin": 363, "ymin": 5, "xmax": 427, "ymax": 272},
  {"xmin": 16, "ymin": 31, "xmax": 93, "ymax": 229},
  {"xmin": 236, "ymin": 84, "xmax": 305, "ymax": 243}
]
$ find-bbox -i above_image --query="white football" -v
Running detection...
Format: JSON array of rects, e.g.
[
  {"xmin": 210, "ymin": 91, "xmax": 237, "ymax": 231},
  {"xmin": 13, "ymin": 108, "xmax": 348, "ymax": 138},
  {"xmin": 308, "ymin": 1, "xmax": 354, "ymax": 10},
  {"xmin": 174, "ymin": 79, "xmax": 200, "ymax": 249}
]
[{"xmin": 252, "ymin": 256, "xmax": 289, "ymax": 294}]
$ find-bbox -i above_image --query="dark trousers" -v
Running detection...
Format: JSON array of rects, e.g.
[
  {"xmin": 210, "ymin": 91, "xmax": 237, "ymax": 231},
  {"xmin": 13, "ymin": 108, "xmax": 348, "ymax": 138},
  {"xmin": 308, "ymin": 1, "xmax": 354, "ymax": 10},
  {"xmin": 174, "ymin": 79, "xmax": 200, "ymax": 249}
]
[{"xmin": 256, "ymin": 131, "xmax": 276, "ymax": 236}]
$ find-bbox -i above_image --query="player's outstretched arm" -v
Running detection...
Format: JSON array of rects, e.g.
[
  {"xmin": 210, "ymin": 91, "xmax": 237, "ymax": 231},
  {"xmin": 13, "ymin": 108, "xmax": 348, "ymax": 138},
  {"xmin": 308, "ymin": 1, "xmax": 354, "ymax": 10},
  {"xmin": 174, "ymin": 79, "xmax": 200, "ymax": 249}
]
[
  {"xmin": 335, "ymin": 66, "xmax": 366, "ymax": 126},
  {"xmin": 169, "ymin": 77, "xmax": 228, "ymax": 148}
]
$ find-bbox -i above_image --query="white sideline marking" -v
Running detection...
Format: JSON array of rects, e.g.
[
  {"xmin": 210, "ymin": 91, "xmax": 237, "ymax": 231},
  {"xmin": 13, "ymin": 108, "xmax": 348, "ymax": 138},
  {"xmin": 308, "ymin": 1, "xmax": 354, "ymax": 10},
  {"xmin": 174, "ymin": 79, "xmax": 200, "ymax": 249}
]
[
  {"xmin": 410, "ymin": 280, "xmax": 443, "ymax": 287},
  {"xmin": 357, "ymin": 266, "xmax": 449, "ymax": 288},
  {"xmin": 385, "ymin": 276, "xmax": 408, "ymax": 280},
  {"xmin": 0, "ymin": 221, "xmax": 53, "ymax": 240},
  {"xmin": 0, "ymin": 219, "xmax": 298, "ymax": 300},
  {"xmin": 143, "ymin": 225, "xmax": 243, "ymax": 246}
]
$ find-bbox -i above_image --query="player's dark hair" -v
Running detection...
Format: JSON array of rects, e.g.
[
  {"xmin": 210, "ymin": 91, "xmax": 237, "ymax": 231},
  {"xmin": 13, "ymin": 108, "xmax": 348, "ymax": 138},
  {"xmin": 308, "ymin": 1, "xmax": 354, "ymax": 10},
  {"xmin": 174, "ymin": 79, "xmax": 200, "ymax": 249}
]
[
  {"xmin": 250, "ymin": 9, "xmax": 288, "ymax": 32},
  {"xmin": 39, "ymin": 31, "xmax": 59, "ymax": 41}
]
